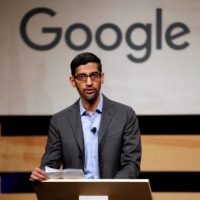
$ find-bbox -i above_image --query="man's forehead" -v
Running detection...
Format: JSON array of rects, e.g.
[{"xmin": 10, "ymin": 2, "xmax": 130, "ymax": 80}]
[{"xmin": 75, "ymin": 62, "xmax": 99, "ymax": 73}]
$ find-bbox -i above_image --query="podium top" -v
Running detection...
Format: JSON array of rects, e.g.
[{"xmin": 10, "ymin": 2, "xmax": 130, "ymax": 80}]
[
  {"xmin": 34, "ymin": 179, "xmax": 153, "ymax": 200},
  {"xmin": 43, "ymin": 179, "xmax": 150, "ymax": 182}
]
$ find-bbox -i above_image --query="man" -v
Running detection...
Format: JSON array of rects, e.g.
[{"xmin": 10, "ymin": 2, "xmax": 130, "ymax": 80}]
[{"xmin": 30, "ymin": 52, "xmax": 141, "ymax": 181}]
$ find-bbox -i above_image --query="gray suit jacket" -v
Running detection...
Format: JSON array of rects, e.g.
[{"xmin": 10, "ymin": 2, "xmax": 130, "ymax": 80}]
[{"xmin": 40, "ymin": 94, "xmax": 141, "ymax": 178}]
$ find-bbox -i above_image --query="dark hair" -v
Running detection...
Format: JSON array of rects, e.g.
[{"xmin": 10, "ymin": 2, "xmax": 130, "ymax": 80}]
[{"xmin": 70, "ymin": 52, "xmax": 102, "ymax": 76}]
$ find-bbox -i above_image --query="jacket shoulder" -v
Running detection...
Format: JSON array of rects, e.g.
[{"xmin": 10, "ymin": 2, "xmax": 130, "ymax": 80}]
[
  {"xmin": 52, "ymin": 99, "xmax": 79, "ymax": 119},
  {"xmin": 102, "ymin": 94, "xmax": 136, "ymax": 113}
]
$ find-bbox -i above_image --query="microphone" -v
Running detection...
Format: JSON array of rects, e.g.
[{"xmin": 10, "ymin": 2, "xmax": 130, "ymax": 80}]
[{"xmin": 91, "ymin": 127, "xmax": 96, "ymax": 134}]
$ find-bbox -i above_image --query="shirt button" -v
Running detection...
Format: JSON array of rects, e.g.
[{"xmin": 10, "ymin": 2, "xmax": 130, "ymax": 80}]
[{"xmin": 94, "ymin": 156, "xmax": 96, "ymax": 159}]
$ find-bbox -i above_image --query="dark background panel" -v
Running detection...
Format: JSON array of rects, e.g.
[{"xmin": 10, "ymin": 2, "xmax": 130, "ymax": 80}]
[
  {"xmin": 1, "ymin": 172, "xmax": 34, "ymax": 193},
  {"xmin": 0, "ymin": 116, "xmax": 51, "ymax": 136},
  {"xmin": 139, "ymin": 172, "xmax": 200, "ymax": 192},
  {"xmin": 1, "ymin": 115, "xmax": 200, "ymax": 136},
  {"xmin": 1, "ymin": 172, "xmax": 200, "ymax": 193},
  {"xmin": 138, "ymin": 115, "xmax": 200, "ymax": 134}
]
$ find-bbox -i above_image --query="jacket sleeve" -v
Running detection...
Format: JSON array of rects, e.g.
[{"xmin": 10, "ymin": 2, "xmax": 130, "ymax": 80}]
[
  {"xmin": 114, "ymin": 108, "xmax": 142, "ymax": 179},
  {"xmin": 40, "ymin": 115, "xmax": 63, "ymax": 171}
]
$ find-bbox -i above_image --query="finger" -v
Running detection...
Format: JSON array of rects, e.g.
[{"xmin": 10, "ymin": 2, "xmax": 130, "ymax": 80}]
[
  {"xmin": 34, "ymin": 167, "xmax": 45, "ymax": 174},
  {"xmin": 33, "ymin": 173, "xmax": 45, "ymax": 180},
  {"xmin": 30, "ymin": 168, "xmax": 49, "ymax": 181},
  {"xmin": 34, "ymin": 168, "xmax": 49, "ymax": 180},
  {"xmin": 30, "ymin": 174, "xmax": 42, "ymax": 181},
  {"xmin": 30, "ymin": 173, "xmax": 49, "ymax": 181},
  {"xmin": 31, "ymin": 171, "xmax": 45, "ymax": 181}
]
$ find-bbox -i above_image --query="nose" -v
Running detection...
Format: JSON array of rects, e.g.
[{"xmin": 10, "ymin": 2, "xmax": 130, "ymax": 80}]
[{"xmin": 85, "ymin": 76, "xmax": 93, "ymax": 85}]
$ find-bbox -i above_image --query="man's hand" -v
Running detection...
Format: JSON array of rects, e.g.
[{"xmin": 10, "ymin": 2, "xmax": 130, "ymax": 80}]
[{"xmin": 30, "ymin": 167, "xmax": 49, "ymax": 181}]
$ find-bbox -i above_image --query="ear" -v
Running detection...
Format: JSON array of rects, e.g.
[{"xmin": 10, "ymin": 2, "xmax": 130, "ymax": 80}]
[
  {"xmin": 69, "ymin": 76, "xmax": 76, "ymax": 88},
  {"xmin": 101, "ymin": 73, "xmax": 104, "ymax": 84}
]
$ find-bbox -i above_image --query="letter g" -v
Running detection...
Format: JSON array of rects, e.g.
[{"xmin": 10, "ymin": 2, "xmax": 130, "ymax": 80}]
[{"xmin": 20, "ymin": 7, "xmax": 61, "ymax": 50}]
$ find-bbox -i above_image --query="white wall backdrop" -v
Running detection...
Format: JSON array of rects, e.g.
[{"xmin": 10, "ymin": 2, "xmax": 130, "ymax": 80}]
[{"xmin": 0, "ymin": 0, "xmax": 200, "ymax": 115}]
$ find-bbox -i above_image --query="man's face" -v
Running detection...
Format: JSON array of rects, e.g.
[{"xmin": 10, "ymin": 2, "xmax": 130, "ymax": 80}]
[{"xmin": 70, "ymin": 62, "xmax": 104, "ymax": 102}]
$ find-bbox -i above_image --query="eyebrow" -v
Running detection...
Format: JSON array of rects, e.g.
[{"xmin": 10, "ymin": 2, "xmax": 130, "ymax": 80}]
[{"xmin": 75, "ymin": 71, "xmax": 100, "ymax": 76}]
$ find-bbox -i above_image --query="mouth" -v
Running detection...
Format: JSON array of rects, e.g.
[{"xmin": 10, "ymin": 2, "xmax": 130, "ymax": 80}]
[{"xmin": 84, "ymin": 88, "xmax": 95, "ymax": 94}]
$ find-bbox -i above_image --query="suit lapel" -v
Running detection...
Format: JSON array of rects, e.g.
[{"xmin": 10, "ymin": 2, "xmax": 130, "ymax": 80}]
[
  {"xmin": 98, "ymin": 95, "xmax": 116, "ymax": 145},
  {"xmin": 66, "ymin": 95, "xmax": 115, "ymax": 149},
  {"xmin": 67, "ymin": 100, "xmax": 84, "ymax": 153}
]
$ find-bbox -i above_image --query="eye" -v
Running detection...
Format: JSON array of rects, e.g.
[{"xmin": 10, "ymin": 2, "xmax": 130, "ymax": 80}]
[
  {"xmin": 91, "ymin": 72, "xmax": 99, "ymax": 78},
  {"xmin": 77, "ymin": 74, "xmax": 86, "ymax": 80}
]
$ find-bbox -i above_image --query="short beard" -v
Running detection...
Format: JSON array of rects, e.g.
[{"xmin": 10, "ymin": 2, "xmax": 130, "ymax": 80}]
[{"xmin": 84, "ymin": 93, "xmax": 98, "ymax": 101}]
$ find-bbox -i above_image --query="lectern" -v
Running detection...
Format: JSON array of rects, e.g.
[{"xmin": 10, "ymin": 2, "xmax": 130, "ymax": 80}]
[
  {"xmin": 33, "ymin": 179, "xmax": 152, "ymax": 200},
  {"xmin": 34, "ymin": 179, "xmax": 153, "ymax": 200}
]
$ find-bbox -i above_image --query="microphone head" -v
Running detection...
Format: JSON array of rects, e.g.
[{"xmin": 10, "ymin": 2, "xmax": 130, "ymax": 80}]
[{"xmin": 91, "ymin": 127, "xmax": 96, "ymax": 133}]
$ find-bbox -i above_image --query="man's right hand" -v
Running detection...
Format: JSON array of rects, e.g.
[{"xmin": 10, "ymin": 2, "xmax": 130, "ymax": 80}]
[{"xmin": 30, "ymin": 167, "xmax": 49, "ymax": 181}]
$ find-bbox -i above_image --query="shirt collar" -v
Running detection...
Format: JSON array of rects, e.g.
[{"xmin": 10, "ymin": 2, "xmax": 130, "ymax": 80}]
[{"xmin": 79, "ymin": 93, "xmax": 103, "ymax": 116}]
